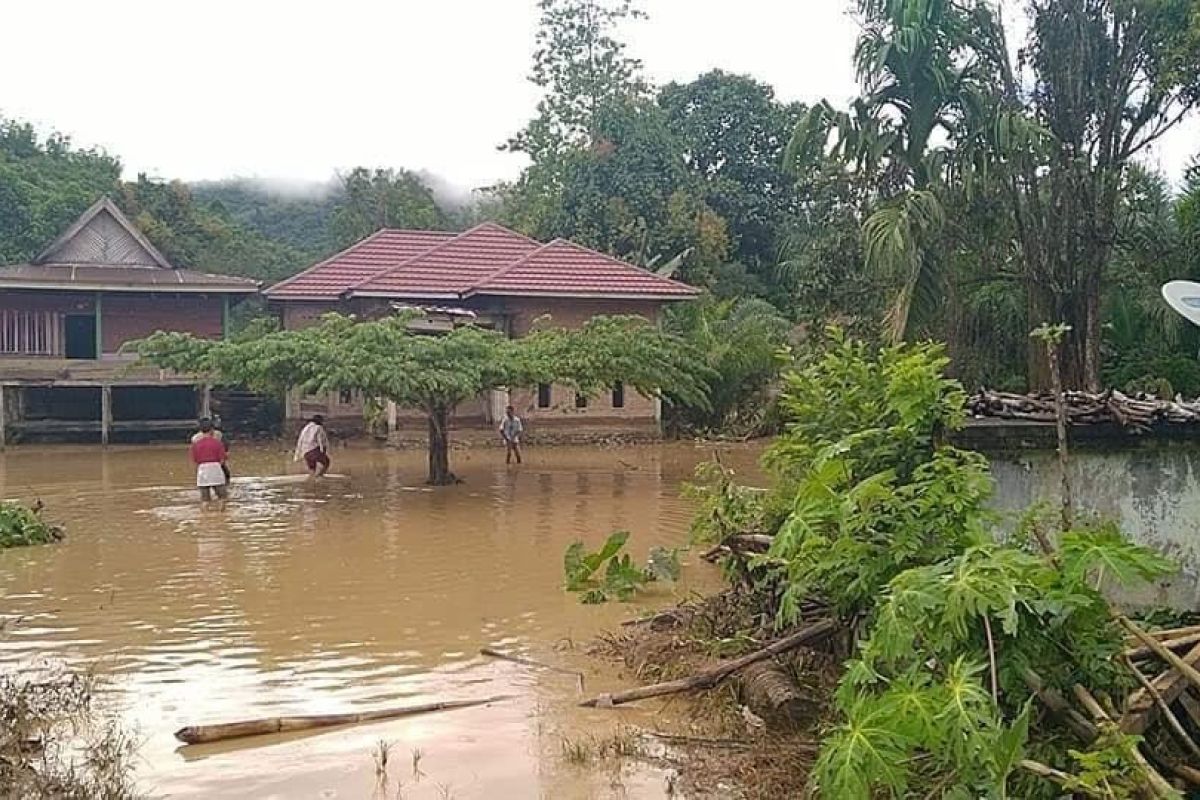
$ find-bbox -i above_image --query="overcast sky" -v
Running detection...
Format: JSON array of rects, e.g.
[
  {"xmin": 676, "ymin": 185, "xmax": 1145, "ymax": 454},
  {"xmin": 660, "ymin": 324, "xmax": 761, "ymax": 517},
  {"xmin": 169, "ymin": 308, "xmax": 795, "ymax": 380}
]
[{"xmin": 2, "ymin": 0, "xmax": 1195, "ymax": 193}]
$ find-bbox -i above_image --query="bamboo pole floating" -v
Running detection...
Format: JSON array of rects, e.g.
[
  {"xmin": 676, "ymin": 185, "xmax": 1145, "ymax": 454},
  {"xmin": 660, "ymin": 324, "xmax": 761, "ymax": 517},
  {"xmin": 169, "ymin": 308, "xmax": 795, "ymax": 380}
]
[
  {"xmin": 580, "ymin": 618, "xmax": 836, "ymax": 708},
  {"xmin": 174, "ymin": 695, "xmax": 513, "ymax": 745}
]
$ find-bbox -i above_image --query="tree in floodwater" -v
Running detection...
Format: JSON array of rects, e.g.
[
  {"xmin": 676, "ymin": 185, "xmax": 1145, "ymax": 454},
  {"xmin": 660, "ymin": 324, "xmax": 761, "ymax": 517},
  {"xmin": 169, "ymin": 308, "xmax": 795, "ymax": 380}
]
[{"xmin": 136, "ymin": 313, "xmax": 709, "ymax": 485}]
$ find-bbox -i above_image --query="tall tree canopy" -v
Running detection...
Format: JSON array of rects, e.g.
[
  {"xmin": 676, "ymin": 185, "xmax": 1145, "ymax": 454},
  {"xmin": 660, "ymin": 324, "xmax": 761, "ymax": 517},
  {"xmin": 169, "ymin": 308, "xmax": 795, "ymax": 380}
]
[
  {"xmin": 792, "ymin": 0, "xmax": 1200, "ymax": 390},
  {"xmin": 984, "ymin": 0, "xmax": 1200, "ymax": 389},
  {"xmin": 328, "ymin": 167, "xmax": 447, "ymax": 248},
  {"xmin": 659, "ymin": 70, "xmax": 802, "ymax": 278},
  {"xmin": 504, "ymin": 0, "xmax": 648, "ymax": 162},
  {"xmin": 0, "ymin": 118, "xmax": 122, "ymax": 264},
  {"xmin": 137, "ymin": 314, "xmax": 710, "ymax": 485}
]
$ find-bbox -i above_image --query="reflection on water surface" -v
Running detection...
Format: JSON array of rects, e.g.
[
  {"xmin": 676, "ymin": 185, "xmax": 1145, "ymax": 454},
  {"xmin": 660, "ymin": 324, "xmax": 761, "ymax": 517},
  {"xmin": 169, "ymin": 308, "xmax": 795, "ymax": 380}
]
[{"xmin": 0, "ymin": 442, "xmax": 759, "ymax": 798}]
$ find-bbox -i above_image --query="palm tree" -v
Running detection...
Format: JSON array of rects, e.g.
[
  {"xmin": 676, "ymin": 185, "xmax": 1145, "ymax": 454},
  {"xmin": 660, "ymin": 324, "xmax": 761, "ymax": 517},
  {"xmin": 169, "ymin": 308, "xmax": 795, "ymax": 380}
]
[
  {"xmin": 788, "ymin": 0, "xmax": 992, "ymax": 341},
  {"xmin": 664, "ymin": 296, "xmax": 791, "ymax": 432}
]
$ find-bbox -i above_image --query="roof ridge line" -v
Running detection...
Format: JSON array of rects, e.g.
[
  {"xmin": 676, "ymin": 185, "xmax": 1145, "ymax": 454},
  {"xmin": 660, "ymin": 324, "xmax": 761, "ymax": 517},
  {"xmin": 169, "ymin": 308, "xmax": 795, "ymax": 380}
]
[
  {"xmin": 266, "ymin": 228, "xmax": 392, "ymax": 294},
  {"xmin": 341, "ymin": 224, "xmax": 491, "ymax": 296},
  {"xmin": 465, "ymin": 238, "xmax": 559, "ymax": 294}
]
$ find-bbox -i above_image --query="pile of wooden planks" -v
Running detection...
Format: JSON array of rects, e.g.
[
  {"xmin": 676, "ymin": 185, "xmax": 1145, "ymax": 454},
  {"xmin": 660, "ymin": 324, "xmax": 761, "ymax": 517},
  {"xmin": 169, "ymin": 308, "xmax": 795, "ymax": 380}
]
[
  {"xmin": 1120, "ymin": 623, "xmax": 1200, "ymax": 782},
  {"xmin": 969, "ymin": 389, "xmax": 1200, "ymax": 431}
]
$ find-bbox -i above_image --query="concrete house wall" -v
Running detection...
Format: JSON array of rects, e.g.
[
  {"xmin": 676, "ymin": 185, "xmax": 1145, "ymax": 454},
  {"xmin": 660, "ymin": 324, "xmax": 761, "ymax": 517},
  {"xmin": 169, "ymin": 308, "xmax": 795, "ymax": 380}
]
[{"xmin": 276, "ymin": 296, "xmax": 665, "ymax": 441}]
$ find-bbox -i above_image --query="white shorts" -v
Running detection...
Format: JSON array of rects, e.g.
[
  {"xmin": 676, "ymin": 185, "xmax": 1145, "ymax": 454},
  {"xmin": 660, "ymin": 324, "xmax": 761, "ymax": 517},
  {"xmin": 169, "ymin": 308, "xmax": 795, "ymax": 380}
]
[{"xmin": 196, "ymin": 462, "xmax": 226, "ymax": 488}]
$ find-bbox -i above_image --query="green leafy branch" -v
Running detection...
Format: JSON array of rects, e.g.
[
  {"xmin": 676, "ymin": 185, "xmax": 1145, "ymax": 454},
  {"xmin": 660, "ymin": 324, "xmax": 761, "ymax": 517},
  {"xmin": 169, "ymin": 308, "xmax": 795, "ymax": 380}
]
[{"xmin": 564, "ymin": 530, "xmax": 681, "ymax": 604}]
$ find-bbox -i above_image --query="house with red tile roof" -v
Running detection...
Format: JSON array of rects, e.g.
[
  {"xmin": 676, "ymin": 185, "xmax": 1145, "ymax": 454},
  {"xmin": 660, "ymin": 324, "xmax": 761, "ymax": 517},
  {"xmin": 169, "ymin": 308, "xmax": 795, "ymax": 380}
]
[
  {"xmin": 0, "ymin": 197, "xmax": 258, "ymax": 444},
  {"xmin": 264, "ymin": 222, "xmax": 697, "ymax": 438}
]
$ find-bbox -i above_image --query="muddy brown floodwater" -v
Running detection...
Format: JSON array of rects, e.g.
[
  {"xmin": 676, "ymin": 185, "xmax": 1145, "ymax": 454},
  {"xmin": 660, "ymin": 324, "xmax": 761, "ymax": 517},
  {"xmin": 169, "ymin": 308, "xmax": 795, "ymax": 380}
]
[{"xmin": 0, "ymin": 441, "xmax": 763, "ymax": 799}]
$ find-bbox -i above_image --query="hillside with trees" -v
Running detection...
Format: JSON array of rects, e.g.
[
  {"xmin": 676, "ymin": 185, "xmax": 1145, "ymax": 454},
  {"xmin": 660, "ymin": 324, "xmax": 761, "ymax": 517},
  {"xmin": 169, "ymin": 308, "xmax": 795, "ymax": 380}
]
[{"xmin": 1, "ymin": 0, "xmax": 1199, "ymax": 400}]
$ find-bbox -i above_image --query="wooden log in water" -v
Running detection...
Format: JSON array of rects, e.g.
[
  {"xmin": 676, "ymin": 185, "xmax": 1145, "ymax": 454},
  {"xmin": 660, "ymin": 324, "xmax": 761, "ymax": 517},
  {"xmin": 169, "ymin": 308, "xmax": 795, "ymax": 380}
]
[
  {"xmin": 579, "ymin": 618, "xmax": 836, "ymax": 708},
  {"xmin": 174, "ymin": 694, "xmax": 513, "ymax": 745}
]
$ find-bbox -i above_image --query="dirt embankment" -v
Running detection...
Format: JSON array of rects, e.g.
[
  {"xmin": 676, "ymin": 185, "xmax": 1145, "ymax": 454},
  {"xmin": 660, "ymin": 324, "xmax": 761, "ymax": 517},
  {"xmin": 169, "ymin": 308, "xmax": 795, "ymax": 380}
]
[{"xmin": 589, "ymin": 589, "xmax": 841, "ymax": 799}]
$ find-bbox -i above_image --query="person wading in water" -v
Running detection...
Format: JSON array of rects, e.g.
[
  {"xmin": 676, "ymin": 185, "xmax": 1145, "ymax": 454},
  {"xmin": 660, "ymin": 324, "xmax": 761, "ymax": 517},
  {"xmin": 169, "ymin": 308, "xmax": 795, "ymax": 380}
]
[
  {"xmin": 294, "ymin": 414, "xmax": 331, "ymax": 478},
  {"xmin": 190, "ymin": 419, "xmax": 229, "ymax": 507},
  {"xmin": 192, "ymin": 416, "xmax": 231, "ymax": 485},
  {"xmin": 499, "ymin": 405, "xmax": 523, "ymax": 465}
]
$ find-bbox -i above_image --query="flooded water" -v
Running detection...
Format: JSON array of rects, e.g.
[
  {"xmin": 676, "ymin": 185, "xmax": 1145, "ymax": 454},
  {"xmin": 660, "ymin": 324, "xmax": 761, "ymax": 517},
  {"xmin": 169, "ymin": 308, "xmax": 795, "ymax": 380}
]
[{"xmin": 0, "ymin": 442, "xmax": 761, "ymax": 799}]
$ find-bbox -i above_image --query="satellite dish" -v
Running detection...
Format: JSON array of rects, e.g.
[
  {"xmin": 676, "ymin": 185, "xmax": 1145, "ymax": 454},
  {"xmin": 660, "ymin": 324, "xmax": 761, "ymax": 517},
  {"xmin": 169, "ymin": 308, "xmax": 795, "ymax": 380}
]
[{"xmin": 1162, "ymin": 281, "xmax": 1200, "ymax": 327}]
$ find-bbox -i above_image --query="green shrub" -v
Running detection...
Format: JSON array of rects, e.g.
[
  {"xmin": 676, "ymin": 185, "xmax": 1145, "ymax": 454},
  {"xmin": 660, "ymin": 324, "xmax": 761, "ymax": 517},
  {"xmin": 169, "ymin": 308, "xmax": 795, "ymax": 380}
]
[{"xmin": 0, "ymin": 502, "xmax": 63, "ymax": 549}]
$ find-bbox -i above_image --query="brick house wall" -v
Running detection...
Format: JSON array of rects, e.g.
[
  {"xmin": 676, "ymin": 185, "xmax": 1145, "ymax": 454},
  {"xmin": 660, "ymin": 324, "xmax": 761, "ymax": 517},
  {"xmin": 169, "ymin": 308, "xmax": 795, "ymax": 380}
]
[
  {"xmin": 101, "ymin": 294, "xmax": 223, "ymax": 354},
  {"xmin": 0, "ymin": 291, "xmax": 224, "ymax": 358},
  {"xmin": 0, "ymin": 291, "xmax": 96, "ymax": 316}
]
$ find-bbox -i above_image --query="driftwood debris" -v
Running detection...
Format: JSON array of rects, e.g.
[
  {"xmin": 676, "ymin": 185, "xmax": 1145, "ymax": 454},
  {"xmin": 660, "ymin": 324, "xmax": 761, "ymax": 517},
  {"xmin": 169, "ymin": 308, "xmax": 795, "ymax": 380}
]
[
  {"xmin": 968, "ymin": 389, "xmax": 1200, "ymax": 431},
  {"xmin": 701, "ymin": 534, "xmax": 774, "ymax": 563},
  {"xmin": 174, "ymin": 694, "xmax": 512, "ymax": 745},
  {"xmin": 1073, "ymin": 684, "xmax": 1177, "ymax": 798},
  {"xmin": 1121, "ymin": 655, "xmax": 1200, "ymax": 760},
  {"xmin": 736, "ymin": 659, "xmax": 807, "ymax": 723},
  {"xmin": 580, "ymin": 618, "xmax": 836, "ymax": 708}
]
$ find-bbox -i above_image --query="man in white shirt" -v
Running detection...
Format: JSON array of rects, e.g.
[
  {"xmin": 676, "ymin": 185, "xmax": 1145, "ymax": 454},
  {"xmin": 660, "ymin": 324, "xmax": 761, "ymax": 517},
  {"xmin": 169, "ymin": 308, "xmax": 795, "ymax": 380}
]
[
  {"xmin": 499, "ymin": 405, "xmax": 523, "ymax": 465},
  {"xmin": 294, "ymin": 414, "xmax": 331, "ymax": 477}
]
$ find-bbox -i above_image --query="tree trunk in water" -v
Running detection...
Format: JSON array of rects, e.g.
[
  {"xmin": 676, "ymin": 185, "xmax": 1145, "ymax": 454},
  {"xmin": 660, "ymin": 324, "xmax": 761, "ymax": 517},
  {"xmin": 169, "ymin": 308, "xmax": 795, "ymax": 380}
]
[{"xmin": 426, "ymin": 405, "xmax": 455, "ymax": 485}]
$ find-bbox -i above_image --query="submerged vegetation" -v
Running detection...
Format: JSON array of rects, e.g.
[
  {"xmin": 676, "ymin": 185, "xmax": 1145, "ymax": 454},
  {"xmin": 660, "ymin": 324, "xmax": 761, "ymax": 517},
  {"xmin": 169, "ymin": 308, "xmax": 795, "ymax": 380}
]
[
  {"xmin": 0, "ymin": 501, "xmax": 63, "ymax": 549},
  {"xmin": 563, "ymin": 530, "xmax": 680, "ymax": 604},
  {"xmin": 0, "ymin": 667, "xmax": 140, "ymax": 799}
]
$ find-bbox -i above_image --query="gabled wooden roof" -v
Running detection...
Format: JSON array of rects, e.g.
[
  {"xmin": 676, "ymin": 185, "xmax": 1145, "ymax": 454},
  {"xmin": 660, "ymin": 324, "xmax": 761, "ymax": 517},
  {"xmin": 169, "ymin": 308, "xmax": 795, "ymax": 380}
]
[
  {"xmin": 34, "ymin": 197, "xmax": 173, "ymax": 269},
  {"xmin": 0, "ymin": 197, "xmax": 259, "ymax": 294}
]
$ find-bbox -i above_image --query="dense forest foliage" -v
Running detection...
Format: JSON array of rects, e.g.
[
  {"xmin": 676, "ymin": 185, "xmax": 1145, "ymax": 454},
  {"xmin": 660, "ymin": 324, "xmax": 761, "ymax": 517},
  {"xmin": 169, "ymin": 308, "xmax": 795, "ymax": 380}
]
[{"xmin": 1, "ymin": 0, "xmax": 1199, "ymax": 401}]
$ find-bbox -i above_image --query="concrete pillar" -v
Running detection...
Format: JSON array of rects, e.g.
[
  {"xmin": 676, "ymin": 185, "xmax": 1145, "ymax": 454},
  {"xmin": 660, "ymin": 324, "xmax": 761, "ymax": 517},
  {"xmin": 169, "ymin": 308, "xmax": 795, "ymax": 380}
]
[
  {"xmin": 200, "ymin": 384, "xmax": 212, "ymax": 418},
  {"xmin": 386, "ymin": 400, "xmax": 398, "ymax": 437},
  {"xmin": 0, "ymin": 386, "xmax": 7, "ymax": 450},
  {"xmin": 100, "ymin": 385, "xmax": 112, "ymax": 446},
  {"xmin": 488, "ymin": 388, "xmax": 509, "ymax": 424}
]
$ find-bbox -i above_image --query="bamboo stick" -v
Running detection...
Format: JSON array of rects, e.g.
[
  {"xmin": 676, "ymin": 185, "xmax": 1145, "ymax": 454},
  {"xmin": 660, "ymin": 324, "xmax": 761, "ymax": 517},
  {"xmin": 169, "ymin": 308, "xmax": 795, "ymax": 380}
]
[
  {"xmin": 1122, "ymin": 640, "xmax": 1200, "ymax": 734},
  {"xmin": 1020, "ymin": 759, "xmax": 1103, "ymax": 797},
  {"xmin": 1125, "ymin": 629, "xmax": 1200, "ymax": 660},
  {"xmin": 1120, "ymin": 617, "xmax": 1200, "ymax": 696},
  {"xmin": 1121, "ymin": 656, "xmax": 1200, "ymax": 762},
  {"xmin": 174, "ymin": 695, "xmax": 513, "ymax": 745},
  {"xmin": 1021, "ymin": 667, "xmax": 1097, "ymax": 742},
  {"xmin": 1073, "ymin": 684, "xmax": 1177, "ymax": 799},
  {"xmin": 579, "ymin": 618, "xmax": 836, "ymax": 708},
  {"xmin": 479, "ymin": 647, "xmax": 585, "ymax": 691}
]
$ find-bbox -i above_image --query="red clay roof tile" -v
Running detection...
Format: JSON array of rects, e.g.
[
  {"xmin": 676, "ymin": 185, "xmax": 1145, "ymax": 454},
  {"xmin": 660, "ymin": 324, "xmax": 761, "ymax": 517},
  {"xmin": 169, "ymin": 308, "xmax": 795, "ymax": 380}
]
[{"xmin": 264, "ymin": 223, "xmax": 697, "ymax": 301}]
